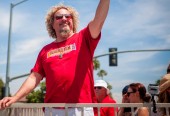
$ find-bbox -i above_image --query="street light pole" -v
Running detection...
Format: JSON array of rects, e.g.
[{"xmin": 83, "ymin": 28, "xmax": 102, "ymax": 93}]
[
  {"xmin": 94, "ymin": 49, "xmax": 170, "ymax": 59},
  {"xmin": 5, "ymin": 0, "xmax": 29, "ymax": 97}
]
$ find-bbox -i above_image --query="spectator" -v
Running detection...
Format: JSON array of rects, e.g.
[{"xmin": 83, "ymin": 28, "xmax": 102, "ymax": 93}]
[
  {"xmin": 94, "ymin": 80, "xmax": 117, "ymax": 116},
  {"xmin": 158, "ymin": 74, "xmax": 170, "ymax": 116},
  {"xmin": 127, "ymin": 83, "xmax": 151, "ymax": 116},
  {"xmin": 118, "ymin": 85, "xmax": 131, "ymax": 116}
]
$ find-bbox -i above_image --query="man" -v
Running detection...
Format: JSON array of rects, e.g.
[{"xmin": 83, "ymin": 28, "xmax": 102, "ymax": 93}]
[
  {"xmin": 0, "ymin": 0, "xmax": 110, "ymax": 116},
  {"xmin": 94, "ymin": 80, "xmax": 117, "ymax": 116}
]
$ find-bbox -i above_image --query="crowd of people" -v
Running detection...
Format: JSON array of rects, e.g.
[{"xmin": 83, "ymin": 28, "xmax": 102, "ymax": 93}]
[
  {"xmin": 117, "ymin": 64, "xmax": 170, "ymax": 116},
  {"xmin": 92, "ymin": 69, "xmax": 170, "ymax": 116},
  {"xmin": 0, "ymin": 0, "xmax": 170, "ymax": 116}
]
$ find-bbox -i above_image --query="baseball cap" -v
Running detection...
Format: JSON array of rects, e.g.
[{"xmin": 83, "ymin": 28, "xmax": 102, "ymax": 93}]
[{"xmin": 122, "ymin": 85, "xmax": 129, "ymax": 95}]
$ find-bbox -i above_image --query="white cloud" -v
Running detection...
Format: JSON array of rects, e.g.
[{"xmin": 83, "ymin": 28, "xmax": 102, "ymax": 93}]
[
  {"xmin": 10, "ymin": 36, "xmax": 51, "ymax": 63},
  {"xmin": 120, "ymin": 52, "xmax": 156, "ymax": 64},
  {"xmin": 12, "ymin": 12, "xmax": 31, "ymax": 32},
  {"xmin": 165, "ymin": 34, "xmax": 170, "ymax": 44},
  {"xmin": 0, "ymin": 7, "xmax": 30, "ymax": 31},
  {"xmin": 0, "ymin": 9, "xmax": 10, "ymax": 31},
  {"xmin": 150, "ymin": 65, "xmax": 167, "ymax": 72},
  {"xmin": 105, "ymin": 0, "xmax": 170, "ymax": 42}
]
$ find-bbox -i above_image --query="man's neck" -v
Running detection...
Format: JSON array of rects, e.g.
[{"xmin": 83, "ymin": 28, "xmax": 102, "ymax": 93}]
[
  {"xmin": 56, "ymin": 33, "xmax": 74, "ymax": 42},
  {"xmin": 98, "ymin": 95, "xmax": 107, "ymax": 103}
]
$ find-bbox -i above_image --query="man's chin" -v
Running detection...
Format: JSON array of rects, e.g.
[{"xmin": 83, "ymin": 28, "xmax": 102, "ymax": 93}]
[
  {"xmin": 60, "ymin": 32, "xmax": 70, "ymax": 38},
  {"xmin": 60, "ymin": 29, "xmax": 70, "ymax": 36}
]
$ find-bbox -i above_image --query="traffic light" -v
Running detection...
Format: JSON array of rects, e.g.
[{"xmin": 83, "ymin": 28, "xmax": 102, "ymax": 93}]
[{"xmin": 109, "ymin": 48, "xmax": 117, "ymax": 66}]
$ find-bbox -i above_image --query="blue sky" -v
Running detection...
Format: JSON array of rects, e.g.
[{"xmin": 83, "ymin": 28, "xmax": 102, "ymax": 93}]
[{"xmin": 0, "ymin": 0, "xmax": 170, "ymax": 103}]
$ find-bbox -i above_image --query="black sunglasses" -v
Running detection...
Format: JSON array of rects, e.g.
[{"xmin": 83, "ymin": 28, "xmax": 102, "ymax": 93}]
[
  {"xmin": 94, "ymin": 86, "xmax": 102, "ymax": 90},
  {"xmin": 127, "ymin": 91, "xmax": 136, "ymax": 97},
  {"xmin": 55, "ymin": 14, "xmax": 72, "ymax": 20}
]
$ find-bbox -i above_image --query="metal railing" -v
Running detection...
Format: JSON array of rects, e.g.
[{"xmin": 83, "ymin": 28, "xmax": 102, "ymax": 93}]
[{"xmin": 0, "ymin": 103, "xmax": 170, "ymax": 116}]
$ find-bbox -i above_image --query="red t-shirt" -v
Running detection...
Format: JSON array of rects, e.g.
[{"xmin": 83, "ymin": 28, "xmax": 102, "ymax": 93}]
[
  {"xmin": 31, "ymin": 26, "xmax": 100, "ymax": 103},
  {"xmin": 94, "ymin": 95, "xmax": 118, "ymax": 116}
]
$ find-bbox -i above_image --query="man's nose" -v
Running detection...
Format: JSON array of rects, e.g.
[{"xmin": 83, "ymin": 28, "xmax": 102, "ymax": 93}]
[{"xmin": 62, "ymin": 16, "xmax": 67, "ymax": 20}]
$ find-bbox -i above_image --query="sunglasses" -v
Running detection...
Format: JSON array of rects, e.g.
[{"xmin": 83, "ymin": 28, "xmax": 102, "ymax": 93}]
[
  {"xmin": 94, "ymin": 87, "xmax": 103, "ymax": 90},
  {"xmin": 55, "ymin": 14, "xmax": 72, "ymax": 20},
  {"xmin": 126, "ymin": 91, "xmax": 136, "ymax": 97}
]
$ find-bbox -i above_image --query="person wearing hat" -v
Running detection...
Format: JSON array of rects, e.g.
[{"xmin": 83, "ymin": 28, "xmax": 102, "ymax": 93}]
[
  {"xmin": 93, "ymin": 80, "xmax": 117, "ymax": 116},
  {"xmin": 158, "ymin": 74, "xmax": 170, "ymax": 116},
  {"xmin": 118, "ymin": 85, "xmax": 131, "ymax": 116}
]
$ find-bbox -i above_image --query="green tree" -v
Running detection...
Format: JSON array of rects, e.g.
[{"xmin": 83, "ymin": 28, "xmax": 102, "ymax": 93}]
[
  {"xmin": 26, "ymin": 81, "xmax": 46, "ymax": 103},
  {"xmin": 93, "ymin": 58, "xmax": 100, "ymax": 70},
  {"xmin": 93, "ymin": 58, "xmax": 113, "ymax": 98},
  {"xmin": 107, "ymin": 81, "xmax": 113, "ymax": 98},
  {"xmin": 0, "ymin": 78, "xmax": 4, "ymax": 99},
  {"xmin": 93, "ymin": 58, "xmax": 107, "ymax": 79},
  {"xmin": 97, "ymin": 69, "xmax": 107, "ymax": 80}
]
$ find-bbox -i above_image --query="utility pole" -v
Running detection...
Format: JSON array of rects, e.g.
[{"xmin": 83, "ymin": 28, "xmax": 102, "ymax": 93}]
[{"xmin": 5, "ymin": 0, "xmax": 29, "ymax": 97}]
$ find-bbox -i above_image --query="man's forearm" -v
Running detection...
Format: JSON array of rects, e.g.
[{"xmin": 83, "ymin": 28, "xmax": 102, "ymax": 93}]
[
  {"xmin": 89, "ymin": 0, "xmax": 110, "ymax": 38},
  {"xmin": 95, "ymin": 0, "xmax": 110, "ymax": 26},
  {"xmin": 13, "ymin": 72, "xmax": 41, "ymax": 101}
]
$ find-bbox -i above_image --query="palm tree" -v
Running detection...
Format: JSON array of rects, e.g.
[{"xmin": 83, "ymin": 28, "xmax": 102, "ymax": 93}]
[
  {"xmin": 93, "ymin": 58, "xmax": 107, "ymax": 80},
  {"xmin": 97, "ymin": 69, "xmax": 107, "ymax": 80},
  {"xmin": 93, "ymin": 58, "xmax": 100, "ymax": 70}
]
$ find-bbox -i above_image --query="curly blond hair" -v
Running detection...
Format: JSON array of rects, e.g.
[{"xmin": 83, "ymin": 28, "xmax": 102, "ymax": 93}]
[{"xmin": 45, "ymin": 3, "xmax": 79, "ymax": 39}]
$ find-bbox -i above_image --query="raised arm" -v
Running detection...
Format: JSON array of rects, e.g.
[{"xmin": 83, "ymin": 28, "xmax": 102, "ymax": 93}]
[
  {"xmin": 89, "ymin": 0, "xmax": 110, "ymax": 39},
  {"xmin": 0, "ymin": 72, "xmax": 42, "ymax": 110}
]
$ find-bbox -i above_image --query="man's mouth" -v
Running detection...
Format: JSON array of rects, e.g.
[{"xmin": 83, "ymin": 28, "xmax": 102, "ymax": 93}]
[{"xmin": 60, "ymin": 22, "xmax": 70, "ymax": 26}]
